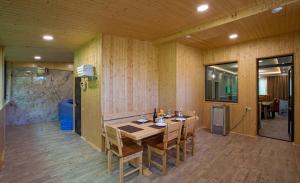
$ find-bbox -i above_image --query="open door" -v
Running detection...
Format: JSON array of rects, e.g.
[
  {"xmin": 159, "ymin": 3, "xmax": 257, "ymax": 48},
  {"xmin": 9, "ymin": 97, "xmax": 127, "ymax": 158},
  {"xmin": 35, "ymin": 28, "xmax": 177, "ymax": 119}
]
[
  {"xmin": 288, "ymin": 67, "xmax": 294, "ymax": 141},
  {"xmin": 75, "ymin": 77, "xmax": 81, "ymax": 135},
  {"xmin": 257, "ymin": 55, "xmax": 294, "ymax": 142}
]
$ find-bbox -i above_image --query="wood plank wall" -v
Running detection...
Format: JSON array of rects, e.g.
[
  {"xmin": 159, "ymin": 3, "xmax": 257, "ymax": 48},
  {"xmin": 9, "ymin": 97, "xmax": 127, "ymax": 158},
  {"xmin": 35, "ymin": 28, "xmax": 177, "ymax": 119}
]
[
  {"xmin": 10, "ymin": 62, "xmax": 73, "ymax": 71},
  {"xmin": 102, "ymin": 35, "xmax": 158, "ymax": 120},
  {"xmin": 74, "ymin": 35, "xmax": 102, "ymax": 149},
  {"xmin": 0, "ymin": 104, "xmax": 7, "ymax": 167},
  {"xmin": 0, "ymin": 47, "xmax": 5, "ymax": 165},
  {"xmin": 176, "ymin": 43, "xmax": 203, "ymax": 120},
  {"xmin": 158, "ymin": 42, "xmax": 203, "ymax": 123},
  {"xmin": 0, "ymin": 47, "xmax": 4, "ymax": 105},
  {"xmin": 158, "ymin": 42, "xmax": 177, "ymax": 110},
  {"xmin": 202, "ymin": 31, "xmax": 300, "ymax": 144}
]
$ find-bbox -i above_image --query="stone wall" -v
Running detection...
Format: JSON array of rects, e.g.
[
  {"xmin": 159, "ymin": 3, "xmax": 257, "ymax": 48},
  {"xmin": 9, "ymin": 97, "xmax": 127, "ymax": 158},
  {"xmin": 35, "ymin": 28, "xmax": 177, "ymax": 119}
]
[{"xmin": 6, "ymin": 67, "xmax": 73, "ymax": 125}]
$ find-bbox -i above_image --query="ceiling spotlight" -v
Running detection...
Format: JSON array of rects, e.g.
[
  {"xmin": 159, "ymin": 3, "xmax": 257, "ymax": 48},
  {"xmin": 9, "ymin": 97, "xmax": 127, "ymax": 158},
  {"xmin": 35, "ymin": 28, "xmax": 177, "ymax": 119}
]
[
  {"xmin": 229, "ymin": 34, "xmax": 238, "ymax": 39},
  {"xmin": 34, "ymin": 56, "xmax": 42, "ymax": 60},
  {"xmin": 186, "ymin": 35, "xmax": 192, "ymax": 39},
  {"xmin": 43, "ymin": 35, "xmax": 54, "ymax": 41},
  {"xmin": 197, "ymin": 4, "xmax": 209, "ymax": 12},
  {"xmin": 272, "ymin": 6, "xmax": 283, "ymax": 14}
]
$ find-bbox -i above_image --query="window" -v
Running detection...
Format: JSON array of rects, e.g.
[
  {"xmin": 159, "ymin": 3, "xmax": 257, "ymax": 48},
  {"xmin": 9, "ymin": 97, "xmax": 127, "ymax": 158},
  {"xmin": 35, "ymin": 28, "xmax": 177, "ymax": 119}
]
[
  {"xmin": 205, "ymin": 62, "xmax": 238, "ymax": 102},
  {"xmin": 258, "ymin": 77, "xmax": 267, "ymax": 95}
]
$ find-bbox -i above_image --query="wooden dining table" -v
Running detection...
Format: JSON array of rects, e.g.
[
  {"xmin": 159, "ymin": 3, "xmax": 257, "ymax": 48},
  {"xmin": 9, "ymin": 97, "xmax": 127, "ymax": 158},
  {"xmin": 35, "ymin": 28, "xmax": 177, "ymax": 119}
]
[{"xmin": 107, "ymin": 116, "xmax": 192, "ymax": 176}]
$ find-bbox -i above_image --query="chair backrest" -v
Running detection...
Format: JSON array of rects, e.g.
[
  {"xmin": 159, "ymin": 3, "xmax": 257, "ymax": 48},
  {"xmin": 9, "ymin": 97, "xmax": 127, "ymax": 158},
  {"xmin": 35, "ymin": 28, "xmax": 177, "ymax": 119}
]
[
  {"xmin": 182, "ymin": 118, "xmax": 196, "ymax": 139},
  {"xmin": 182, "ymin": 110, "xmax": 197, "ymax": 139},
  {"xmin": 184, "ymin": 110, "xmax": 198, "ymax": 120},
  {"xmin": 163, "ymin": 122, "xmax": 182, "ymax": 149},
  {"xmin": 105, "ymin": 125, "xmax": 123, "ymax": 156}
]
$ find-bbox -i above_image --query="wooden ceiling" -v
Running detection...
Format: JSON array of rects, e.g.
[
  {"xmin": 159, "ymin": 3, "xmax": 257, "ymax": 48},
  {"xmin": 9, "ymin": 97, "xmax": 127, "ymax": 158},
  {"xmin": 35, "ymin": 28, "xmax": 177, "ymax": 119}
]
[
  {"xmin": 0, "ymin": 0, "xmax": 299, "ymax": 61},
  {"xmin": 178, "ymin": 0, "xmax": 300, "ymax": 49}
]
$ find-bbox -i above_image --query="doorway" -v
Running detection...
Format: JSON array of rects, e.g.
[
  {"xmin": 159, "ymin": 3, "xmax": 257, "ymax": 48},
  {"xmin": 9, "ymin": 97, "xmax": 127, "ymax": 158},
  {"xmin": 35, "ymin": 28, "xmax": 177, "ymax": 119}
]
[
  {"xmin": 75, "ymin": 77, "xmax": 82, "ymax": 135},
  {"xmin": 257, "ymin": 55, "xmax": 294, "ymax": 141}
]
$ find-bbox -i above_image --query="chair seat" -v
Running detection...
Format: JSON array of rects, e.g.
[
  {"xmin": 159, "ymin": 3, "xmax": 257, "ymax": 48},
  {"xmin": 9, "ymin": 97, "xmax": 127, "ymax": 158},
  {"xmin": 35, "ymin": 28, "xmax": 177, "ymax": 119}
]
[
  {"xmin": 146, "ymin": 136, "xmax": 177, "ymax": 150},
  {"xmin": 111, "ymin": 140, "xmax": 143, "ymax": 157}
]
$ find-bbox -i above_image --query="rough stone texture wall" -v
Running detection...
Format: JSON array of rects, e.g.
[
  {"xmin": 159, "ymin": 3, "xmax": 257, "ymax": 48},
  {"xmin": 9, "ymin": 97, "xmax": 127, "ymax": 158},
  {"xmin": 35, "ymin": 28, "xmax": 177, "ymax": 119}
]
[{"xmin": 6, "ymin": 67, "xmax": 73, "ymax": 125}]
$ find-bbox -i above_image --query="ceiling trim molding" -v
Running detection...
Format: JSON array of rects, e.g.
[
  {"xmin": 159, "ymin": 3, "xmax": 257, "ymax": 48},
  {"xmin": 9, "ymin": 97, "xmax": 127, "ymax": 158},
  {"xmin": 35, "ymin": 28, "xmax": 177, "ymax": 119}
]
[{"xmin": 153, "ymin": 0, "xmax": 300, "ymax": 45}]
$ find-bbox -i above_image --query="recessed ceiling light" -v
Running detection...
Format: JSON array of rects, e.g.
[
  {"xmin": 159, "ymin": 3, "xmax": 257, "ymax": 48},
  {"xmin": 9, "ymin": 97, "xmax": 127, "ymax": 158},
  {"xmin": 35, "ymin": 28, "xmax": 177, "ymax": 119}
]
[
  {"xmin": 43, "ymin": 35, "xmax": 54, "ymax": 41},
  {"xmin": 34, "ymin": 56, "xmax": 42, "ymax": 60},
  {"xmin": 259, "ymin": 60, "xmax": 263, "ymax": 63},
  {"xmin": 272, "ymin": 6, "xmax": 283, "ymax": 14},
  {"xmin": 197, "ymin": 4, "xmax": 209, "ymax": 12},
  {"xmin": 186, "ymin": 35, "xmax": 192, "ymax": 39},
  {"xmin": 229, "ymin": 34, "xmax": 238, "ymax": 39}
]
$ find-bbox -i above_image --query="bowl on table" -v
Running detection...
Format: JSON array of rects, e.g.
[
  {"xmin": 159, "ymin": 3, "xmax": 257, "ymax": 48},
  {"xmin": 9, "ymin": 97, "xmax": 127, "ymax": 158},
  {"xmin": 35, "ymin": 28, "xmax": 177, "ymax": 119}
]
[{"xmin": 137, "ymin": 119, "xmax": 148, "ymax": 123}]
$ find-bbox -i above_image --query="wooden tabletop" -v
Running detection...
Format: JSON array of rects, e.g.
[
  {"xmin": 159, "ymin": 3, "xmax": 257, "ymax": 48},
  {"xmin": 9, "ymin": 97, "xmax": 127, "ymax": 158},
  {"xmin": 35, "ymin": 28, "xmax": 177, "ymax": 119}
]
[{"xmin": 108, "ymin": 117, "xmax": 190, "ymax": 141}]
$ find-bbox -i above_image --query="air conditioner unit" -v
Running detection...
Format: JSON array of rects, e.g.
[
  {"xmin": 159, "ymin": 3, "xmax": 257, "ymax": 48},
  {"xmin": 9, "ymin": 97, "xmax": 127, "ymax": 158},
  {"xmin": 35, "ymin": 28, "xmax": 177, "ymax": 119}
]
[
  {"xmin": 77, "ymin": 64, "xmax": 94, "ymax": 77},
  {"xmin": 211, "ymin": 105, "xmax": 229, "ymax": 135}
]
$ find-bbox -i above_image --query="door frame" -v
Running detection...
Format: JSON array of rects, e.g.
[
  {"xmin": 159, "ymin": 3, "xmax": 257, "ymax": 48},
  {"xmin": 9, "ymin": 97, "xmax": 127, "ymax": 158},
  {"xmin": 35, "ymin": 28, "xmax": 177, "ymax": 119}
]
[
  {"xmin": 75, "ymin": 77, "xmax": 82, "ymax": 136},
  {"xmin": 256, "ymin": 54, "xmax": 294, "ymax": 142}
]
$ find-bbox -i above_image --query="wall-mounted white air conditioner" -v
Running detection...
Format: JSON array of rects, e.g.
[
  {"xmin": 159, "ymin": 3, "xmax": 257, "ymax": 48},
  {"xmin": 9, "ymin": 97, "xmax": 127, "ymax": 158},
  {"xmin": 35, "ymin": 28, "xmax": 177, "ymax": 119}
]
[{"xmin": 77, "ymin": 64, "xmax": 94, "ymax": 77}]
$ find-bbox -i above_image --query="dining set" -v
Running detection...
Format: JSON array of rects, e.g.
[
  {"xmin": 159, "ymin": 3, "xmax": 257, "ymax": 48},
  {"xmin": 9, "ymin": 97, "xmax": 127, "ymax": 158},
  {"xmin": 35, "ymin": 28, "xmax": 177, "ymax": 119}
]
[{"xmin": 103, "ymin": 110, "xmax": 198, "ymax": 183}]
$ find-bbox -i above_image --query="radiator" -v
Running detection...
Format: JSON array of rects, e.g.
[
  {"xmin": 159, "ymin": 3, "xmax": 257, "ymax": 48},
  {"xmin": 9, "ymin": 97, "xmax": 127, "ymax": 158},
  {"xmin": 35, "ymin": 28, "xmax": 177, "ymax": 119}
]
[{"xmin": 211, "ymin": 105, "xmax": 229, "ymax": 135}]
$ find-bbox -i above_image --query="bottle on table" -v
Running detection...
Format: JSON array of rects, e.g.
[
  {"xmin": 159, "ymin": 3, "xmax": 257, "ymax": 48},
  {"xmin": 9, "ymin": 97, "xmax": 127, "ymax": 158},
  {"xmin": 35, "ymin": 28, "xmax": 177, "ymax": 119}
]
[{"xmin": 153, "ymin": 108, "xmax": 157, "ymax": 122}]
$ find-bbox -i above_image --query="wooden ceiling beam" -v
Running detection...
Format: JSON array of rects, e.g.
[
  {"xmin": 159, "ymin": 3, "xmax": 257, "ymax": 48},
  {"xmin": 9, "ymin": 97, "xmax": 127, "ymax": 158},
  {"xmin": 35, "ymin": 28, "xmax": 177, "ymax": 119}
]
[{"xmin": 153, "ymin": 0, "xmax": 300, "ymax": 45}]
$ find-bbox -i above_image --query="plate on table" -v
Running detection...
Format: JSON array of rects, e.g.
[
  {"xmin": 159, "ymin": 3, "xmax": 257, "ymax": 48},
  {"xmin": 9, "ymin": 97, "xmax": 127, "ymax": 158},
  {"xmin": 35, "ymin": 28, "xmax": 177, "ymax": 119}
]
[
  {"xmin": 165, "ymin": 114, "xmax": 172, "ymax": 118},
  {"xmin": 156, "ymin": 123, "xmax": 167, "ymax": 127},
  {"xmin": 137, "ymin": 119, "xmax": 148, "ymax": 123},
  {"xmin": 175, "ymin": 118, "xmax": 186, "ymax": 121}
]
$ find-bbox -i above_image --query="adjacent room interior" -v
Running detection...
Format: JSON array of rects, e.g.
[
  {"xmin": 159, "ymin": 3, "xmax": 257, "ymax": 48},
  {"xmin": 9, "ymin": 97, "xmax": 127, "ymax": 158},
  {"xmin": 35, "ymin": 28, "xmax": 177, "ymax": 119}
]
[
  {"xmin": 257, "ymin": 55, "xmax": 294, "ymax": 141},
  {"xmin": 0, "ymin": 1, "xmax": 300, "ymax": 183}
]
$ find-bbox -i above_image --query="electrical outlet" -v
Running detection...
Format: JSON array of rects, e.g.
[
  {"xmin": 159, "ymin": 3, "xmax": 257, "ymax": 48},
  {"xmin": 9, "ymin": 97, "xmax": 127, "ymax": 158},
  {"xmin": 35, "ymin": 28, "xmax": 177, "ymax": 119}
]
[{"xmin": 245, "ymin": 107, "xmax": 252, "ymax": 111}]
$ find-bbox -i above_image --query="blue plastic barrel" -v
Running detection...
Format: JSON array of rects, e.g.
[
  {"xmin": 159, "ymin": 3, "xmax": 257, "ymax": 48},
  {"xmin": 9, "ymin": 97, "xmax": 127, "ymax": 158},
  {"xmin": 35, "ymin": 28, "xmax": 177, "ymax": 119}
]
[{"xmin": 58, "ymin": 99, "xmax": 73, "ymax": 131}]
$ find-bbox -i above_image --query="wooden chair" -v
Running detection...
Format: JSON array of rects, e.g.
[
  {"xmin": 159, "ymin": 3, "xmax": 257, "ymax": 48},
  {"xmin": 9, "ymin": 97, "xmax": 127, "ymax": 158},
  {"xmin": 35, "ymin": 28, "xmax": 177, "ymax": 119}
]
[
  {"xmin": 181, "ymin": 111, "xmax": 197, "ymax": 161},
  {"xmin": 146, "ymin": 122, "xmax": 182, "ymax": 175},
  {"xmin": 181, "ymin": 117, "xmax": 196, "ymax": 161},
  {"xmin": 105, "ymin": 125, "xmax": 143, "ymax": 183}
]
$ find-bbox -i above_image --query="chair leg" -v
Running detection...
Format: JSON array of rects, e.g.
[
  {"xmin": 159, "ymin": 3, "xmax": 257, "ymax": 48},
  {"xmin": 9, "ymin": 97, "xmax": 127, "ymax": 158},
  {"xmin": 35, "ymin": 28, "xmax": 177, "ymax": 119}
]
[
  {"xmin": 139, "ymin": 154, "xmax": 143, "ymax": 174},
  {"xmin": 191, "ymin": 136, "xmax": 195, "ymax": 156},
  {"xmin": 183, "ymin": 141, "xmax": 187, "ymax": 161},
  {"xmin": 119, "ymin": 158, "xmax": 124, "ymax": 183},
  {"xmin": 162, "ymin": 152, "xmax": 167, "ymax": 176},
  {"xmin": 107, "ymin": 150, "xmax": 112, "ymax": 174},
  {"xmin": 176, "ymin": 144, "xmax": 180, "ymax": 166},
  {"xmin": 147, "ymin": 146, "xmax": 151, "ymax": 168}
]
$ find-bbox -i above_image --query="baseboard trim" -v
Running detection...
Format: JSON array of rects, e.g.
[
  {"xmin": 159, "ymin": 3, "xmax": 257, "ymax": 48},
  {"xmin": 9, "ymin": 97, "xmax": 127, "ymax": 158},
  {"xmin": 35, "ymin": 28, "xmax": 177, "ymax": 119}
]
[{"xmin": 80, "ymin": 136, "xmax": 103, "ymax": 152}]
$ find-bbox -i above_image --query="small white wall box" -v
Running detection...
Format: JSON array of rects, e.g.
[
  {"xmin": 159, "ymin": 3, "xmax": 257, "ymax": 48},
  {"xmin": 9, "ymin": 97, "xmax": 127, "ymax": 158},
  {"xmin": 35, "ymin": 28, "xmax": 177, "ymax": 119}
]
[
  {"xmin": 211, "ymin": 105, "xmax": 230, "ymax": 135},
  {"xmin": 77, "ymin": 64, "xmax": 94, "ymax": 77}
]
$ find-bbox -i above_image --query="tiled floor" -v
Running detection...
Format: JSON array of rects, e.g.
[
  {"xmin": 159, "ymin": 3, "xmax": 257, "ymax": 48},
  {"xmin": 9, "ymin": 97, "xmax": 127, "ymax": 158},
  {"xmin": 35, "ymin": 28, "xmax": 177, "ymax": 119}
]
[
  {"xmin": 1, "ymin": 122, "xmax": 300, "ymax": 183},
  {"xmin": 259, "ymin": 114, "xmax": 290, "ymax": 141}
]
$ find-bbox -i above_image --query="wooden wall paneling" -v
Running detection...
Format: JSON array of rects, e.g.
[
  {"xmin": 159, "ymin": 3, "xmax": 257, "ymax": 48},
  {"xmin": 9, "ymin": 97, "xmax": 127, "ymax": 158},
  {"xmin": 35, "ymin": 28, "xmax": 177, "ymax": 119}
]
[
  {"xmin": 294, "ymin": 32, "xmax": 300, "ymax": 145},
  {"xmin": 102, "ymin": 35, "xmax": 158, "ymax": 120},
  {"xmin": 74, "ymin": 35, "xmax": 102, "ymax": 149},
  {"xmin": 176, "ymin": 43, "xmax": 203, "ymax": 124},
  {"xmin": 0, "ymin": 47, "xmax": 4, "ymax": 105},
  {"xmin": 0, "ymin": 105, "xmax": 6, "ymax": 167},
  {"xmin": 0, "ymin": 47, "xmax": 5, "ymax": 166},
  {"xmin": 11, "ymin": 62, "xmax": 73, "ymax": 71},
  {"xmin": 202, "ymin": 31, "xmax": 300, "ymax": 142},
  {"xmin": 158, "ymin": 42, "xmax": 177, "ymax": 110}
]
